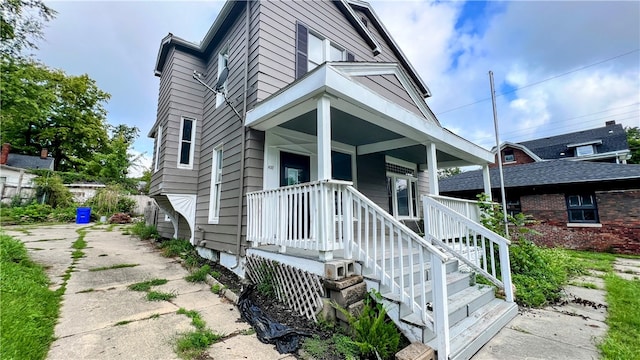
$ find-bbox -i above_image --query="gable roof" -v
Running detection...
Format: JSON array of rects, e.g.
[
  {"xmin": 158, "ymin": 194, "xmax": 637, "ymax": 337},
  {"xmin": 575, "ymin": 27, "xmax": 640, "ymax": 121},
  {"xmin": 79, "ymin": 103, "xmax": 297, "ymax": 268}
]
[
  {"xmin": 6, "ymin": 154, "xmax": 54, "ymax": 171},
  {"xmin": 493, "ymin": 141, "xmax": 543, "ymax": 162},
  {"xmin": 519, "ymin": 123, "xmax": 629, "ymax": 160},
  {"xmin": 439, "ymin": 160, "xmax": 640, "ymax": 192},
  {"xmin": 154, "ymin": 0, "xmax": 431, "ymax": 98}
]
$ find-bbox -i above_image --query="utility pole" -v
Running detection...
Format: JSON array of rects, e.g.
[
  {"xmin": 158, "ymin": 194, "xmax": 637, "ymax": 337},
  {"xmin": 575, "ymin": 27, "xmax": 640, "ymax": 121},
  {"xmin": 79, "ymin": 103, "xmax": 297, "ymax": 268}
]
[{"xmin": 489, "ymin": 71, "xmax": 509, "ymax": 238}]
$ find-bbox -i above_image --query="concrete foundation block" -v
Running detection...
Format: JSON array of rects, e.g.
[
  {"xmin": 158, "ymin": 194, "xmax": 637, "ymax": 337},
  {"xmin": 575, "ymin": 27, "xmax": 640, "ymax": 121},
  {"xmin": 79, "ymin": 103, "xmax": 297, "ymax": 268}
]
[
  {"xmin": 335, "ymin": 299, "xmax": 364, "ymax": 322},
  {"xmin": 395, "ymin": 343, "xmax": 435, "ymax": 360},
  {"xmin": 324, "ymin": 275, "xmax": 364, "ymax": 291},
  {"xmin": 325, "ymin": 260, "xmax": 346, "ymax": 280},
  {"xmin": 344, "ymin": 260, "xmax": 355, "ymax": 277},
  {"xmin": 316, "ymin": 298, "xmax": 336, "ymax": 323},
  {"xmin": 330, "ymin": 281, "xmax": 366, "ymax": 307}
]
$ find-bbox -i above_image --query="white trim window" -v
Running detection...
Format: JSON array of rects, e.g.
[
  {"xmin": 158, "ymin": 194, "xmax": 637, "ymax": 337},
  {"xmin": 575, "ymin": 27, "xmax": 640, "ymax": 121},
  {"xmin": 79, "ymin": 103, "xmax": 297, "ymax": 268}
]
[
  {"xmin": 386, "ymin": 160, "xmax": 419, "ymax": 219},
  {"xmin": 208, "ymin": 145, "xmax": 224, "ymax": 223},
  {"xmin": 177, "ymin": 117, "xmax": 196, "ymax": 169},
  {"xmin": 576, "ymin": 145, "xmax": 595, "ymax": 157},
  {"xmin": 154, "ymin": 125, "xmax": 163, "ymax": 172},
  {"xmin": 216, "ymin": 47, "xmax": 229, "ymax": 108}
]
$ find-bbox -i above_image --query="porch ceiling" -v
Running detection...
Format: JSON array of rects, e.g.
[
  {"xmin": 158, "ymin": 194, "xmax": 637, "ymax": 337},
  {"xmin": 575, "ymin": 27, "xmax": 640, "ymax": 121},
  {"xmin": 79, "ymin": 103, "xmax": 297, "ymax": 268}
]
[{"xmin": 246, "ymin": 63, "xmax": 494, "ymax": 166}]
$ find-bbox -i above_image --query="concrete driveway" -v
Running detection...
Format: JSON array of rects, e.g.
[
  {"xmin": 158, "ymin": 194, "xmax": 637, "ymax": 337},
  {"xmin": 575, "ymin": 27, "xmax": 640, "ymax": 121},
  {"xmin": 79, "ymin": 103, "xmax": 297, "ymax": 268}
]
[{"xmin": 6, "ymin": 224, "xmax": 294, "ymax": 360}]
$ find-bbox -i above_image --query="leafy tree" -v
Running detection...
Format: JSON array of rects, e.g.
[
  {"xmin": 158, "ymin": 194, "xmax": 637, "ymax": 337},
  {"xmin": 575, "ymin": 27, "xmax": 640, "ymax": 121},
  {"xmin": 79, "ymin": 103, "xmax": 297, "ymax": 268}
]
[
  {"xmin": 438, "ymin": 167, "xmax": 462, "ymax": 179},
  {"xmin": 82, "ymin": 125, "xmax": 140, "ymax": 184},
  {"xmin": 33, "ymin": 173, "xmax": 73, "ymax": 208},
  {"xmin": 0, "ymin": 0, "xmax": 56, "ymax": 58},
  {"xmin": 0, "ymin": 60, "xmax": 111, "ymax": 171},
  {"xmin": 626, "ymin": 127, "xmax": 640, "ymax": 164}
]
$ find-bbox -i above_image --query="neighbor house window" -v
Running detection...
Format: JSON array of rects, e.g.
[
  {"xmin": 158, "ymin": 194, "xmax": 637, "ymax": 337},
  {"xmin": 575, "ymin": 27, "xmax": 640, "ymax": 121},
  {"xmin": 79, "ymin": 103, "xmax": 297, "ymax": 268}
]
[
  {"xmin": 295, "ymin": 23, "xmax": 354, "ymax": 78},
  {"xmin": 575, "ymin": 145, "xmax": 594, "ymax": 157},
  {"xmin": 566, "ymin": 193, "xmax": 598, "ymax": 223},
  {"xmin": 386, "ymin": 162, "xmax": 418, "ymax": 218},
  {"xmin": 216, "ymin": 47, "xmax": 229, "ymax": 108},
  {"xmin": 208, "ymin": 146, "xmax": 223, "ymax": 223},
  {"xmin": 154, "ymin": 125, "xmax": 163, "ymax": 172},
  {"xmin": 506, "ymin": 197, "xmax": 521, "ymax": 216},
  {"xmin": 178, "ymin": 117, "xmax": 196, "ymax": 169},
  {"xmin": 503, "ymin": 149, "xmax": 515, "ymax": 163}
]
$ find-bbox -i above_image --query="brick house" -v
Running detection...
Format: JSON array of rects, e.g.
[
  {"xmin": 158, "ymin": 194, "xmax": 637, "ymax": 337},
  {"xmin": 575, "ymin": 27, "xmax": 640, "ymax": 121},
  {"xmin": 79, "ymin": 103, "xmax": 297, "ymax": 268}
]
[{"xmin": 439, "ymin": 160, "xmax": 640, "ymax": 254}]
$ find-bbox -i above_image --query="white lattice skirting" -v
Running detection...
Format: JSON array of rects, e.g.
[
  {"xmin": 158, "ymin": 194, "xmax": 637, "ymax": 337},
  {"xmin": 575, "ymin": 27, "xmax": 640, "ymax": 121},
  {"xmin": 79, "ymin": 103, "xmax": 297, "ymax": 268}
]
[{"xmin": 245, "ymin": 254, "xmax": 325, "ymax": 321}]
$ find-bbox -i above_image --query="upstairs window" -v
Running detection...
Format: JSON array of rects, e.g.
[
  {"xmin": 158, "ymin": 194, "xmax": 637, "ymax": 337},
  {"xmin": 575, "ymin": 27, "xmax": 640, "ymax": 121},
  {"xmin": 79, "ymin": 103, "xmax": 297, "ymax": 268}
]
[
  {"xmin": 503, "ymin": 149, "xmax": 515, "ymax": 163},
  {"xmin": 566, "ymin": 193, "xmax": 599, "ymax": 223},
  {"xmin": 296, "ymin": 23, "xmax": 354, "ymax": 78},
  {"xmin": 154, "ymin": 125, "xmax": 163, "ymax": 172},
  {"xmin": 208, "ymin": 145, "xmax": 223, "ymax": 223},
  {"xmin": 216, "ymin": 47, "xmax": 229, "ymax": 108},
  {"xmin": 178, "ymin": 117, "xmax": 196, "ymax": 169},
  {"xmin": 576, "ymin": 145, "xmax": 595, "ymax": 157}
]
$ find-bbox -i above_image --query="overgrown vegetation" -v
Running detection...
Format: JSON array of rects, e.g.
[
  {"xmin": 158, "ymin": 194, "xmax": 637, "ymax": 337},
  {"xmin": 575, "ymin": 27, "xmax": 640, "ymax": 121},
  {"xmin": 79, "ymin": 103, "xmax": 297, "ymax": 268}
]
[
  {"xmin": 333, "ymin": 290, "xmax": 401, "ymax": 360},
  {"xmin": 158, "ymin": 238, "xmax": 196, "ymax": 261},
  {"xmin": 0, "ymin": 234, "xmax": 60, "ymax": 360},
  {"xmin": 0, "ymin": 202, "xmax": 77, "ymax": 225},
  {"xmin": 476, "ymin": 193, "xmax": 585, "ymax": 307},
  {"xmin": 175, "ymin": 308, "xmax": 223, "ymax": 359},
  {"xmin": 599, "ymin": 274, "xmax": 640, "ymax": 359},
  {"xmin": 85, "ymin": 185, "xmax": 135, "ymax": 217},
  {"xmin": 146, "ymin": 290, "xmax": 176, "ymax": 302},
  {"xmin": 88, "ymin": 263, "xmax": 139, "ymax": 272},
  {"xmin": 129, "ymin": 222, "xmax": 159, "ymax": 240},
  {"xmin": 185, "ymin": 265, "xmax": 211, "ymax": 283},
  {"xmin": 128, "ymin": 279, "xmax": 168, "ymax": 292}
]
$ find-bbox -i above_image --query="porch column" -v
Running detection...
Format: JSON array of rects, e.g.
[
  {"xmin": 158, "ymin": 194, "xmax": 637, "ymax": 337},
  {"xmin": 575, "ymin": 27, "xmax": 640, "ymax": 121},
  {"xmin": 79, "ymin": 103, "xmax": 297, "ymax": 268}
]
[
  {"xmin": 482, "ymin": 164, "xmax": 492, "ymax": 200},
  {"xmin": 317, "ymin": 95, "xmax": 333, "ymax": 261},
  {"xmin": 426, "ymin": 142, "xmax": 439, "ymax": 195},
  {"xmin": 317, "ymin": 95, "xmax": 332, "ymax": 180}
]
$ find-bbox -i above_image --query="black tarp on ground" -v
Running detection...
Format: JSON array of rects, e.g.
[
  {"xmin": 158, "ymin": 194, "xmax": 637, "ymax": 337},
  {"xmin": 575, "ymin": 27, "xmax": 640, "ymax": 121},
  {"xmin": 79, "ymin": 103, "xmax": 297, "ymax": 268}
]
[{"xmin": 238, "ymin": 285, "xmax": 310, "ymax": 354}]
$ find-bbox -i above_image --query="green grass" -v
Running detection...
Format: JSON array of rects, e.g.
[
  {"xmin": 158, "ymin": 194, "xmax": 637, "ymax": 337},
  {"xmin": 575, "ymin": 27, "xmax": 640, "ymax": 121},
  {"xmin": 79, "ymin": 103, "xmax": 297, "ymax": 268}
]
[
  {"xmin": 566, "ymin": 250, "xmax": 616, "ymax": 273},
  {"xmin": 185, "ymin": 265, "xmax": 210, "ymax": 283},
  {"xmin": 146, "ymin": 290, "xmax": 176, "ymax": 301},
  {"xmin": 159, "ymin": 238, "xmax": 193, "ymax": 258},
  {"xmin": 175, "ymin": 308, "xmax": 223, "ymax": 359},
  {"xmin": 0, "ymin": 234, "xmax": 61, "ymax": 360},
  {"xmin": 210, "ymin": 283, "xmax": 224, "ymax": 294},
  {"xmin": 128, "ymin": 279, "xmax": 168, "ymax": 292},
  {"xmin": 569, "ymin": 281, "xmax": 599, "ymax": 289},
  {"xmin": 89, "ymin": 263, "xmax": 139, "ymax": 272},
  {"xmin": 599, "ymin": 274, "xmax": 640, "ymax": 359}
]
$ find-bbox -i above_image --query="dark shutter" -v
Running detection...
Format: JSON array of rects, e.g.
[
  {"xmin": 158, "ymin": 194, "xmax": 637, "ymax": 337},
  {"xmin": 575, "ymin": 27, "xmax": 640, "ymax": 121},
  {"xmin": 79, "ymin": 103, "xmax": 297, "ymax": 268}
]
[
  {"xmin": 295, "ymin": 23, "xmax": 308, "ymax": 79},
  {"xmin": 346, "ymin": 51, "xmax": 355, "ymax": 62}
]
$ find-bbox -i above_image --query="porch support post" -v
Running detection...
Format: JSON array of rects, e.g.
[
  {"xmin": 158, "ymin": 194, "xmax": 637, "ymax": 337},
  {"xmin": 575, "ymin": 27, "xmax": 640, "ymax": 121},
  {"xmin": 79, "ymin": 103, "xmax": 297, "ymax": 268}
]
[
  {"xmin": 317, "ymin": 95, "xmax": 333, "ymax": 261},
  {"xmin": 317, "ymin": 96, "xmax": 332, "ymax": 181},
  {"xmin": 426, "ymin": 142, "xmax": 439, "ymax": 195},
  {"xmin": 482, "ymin": 164, "xmax": 492, "ymax": 200}
]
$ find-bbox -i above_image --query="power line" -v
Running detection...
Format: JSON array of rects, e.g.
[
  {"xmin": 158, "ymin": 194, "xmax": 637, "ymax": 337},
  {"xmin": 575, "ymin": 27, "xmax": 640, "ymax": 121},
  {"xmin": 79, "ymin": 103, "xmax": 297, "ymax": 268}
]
[{"xmin": 435, "ymin": 49, "xmax": 640, "ymax": 116}]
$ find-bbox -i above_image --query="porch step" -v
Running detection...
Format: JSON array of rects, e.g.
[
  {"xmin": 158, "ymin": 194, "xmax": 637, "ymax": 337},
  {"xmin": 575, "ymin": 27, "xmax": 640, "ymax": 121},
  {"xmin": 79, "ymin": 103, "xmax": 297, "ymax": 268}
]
[
  {"xmin": 401, "ymin": 284, "xmax": 495, "ymax": 329},
  {"xmin": 427, "ymin": 299, "xmax": 518, "ymax": 360},
  {"xmin": 362, "ymin": 259, "xmax": 459, "ymax": 285},
  {"xmin": 374, "ymin": 271, "xmax": 472, "ymax": 305}
]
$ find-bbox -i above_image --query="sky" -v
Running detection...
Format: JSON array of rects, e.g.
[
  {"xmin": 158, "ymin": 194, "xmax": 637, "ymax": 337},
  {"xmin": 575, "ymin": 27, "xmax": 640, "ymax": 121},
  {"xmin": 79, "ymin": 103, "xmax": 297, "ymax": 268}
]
[{"xmin": 35, "ymin": 1, "xmax": 640, "ymax": 177}]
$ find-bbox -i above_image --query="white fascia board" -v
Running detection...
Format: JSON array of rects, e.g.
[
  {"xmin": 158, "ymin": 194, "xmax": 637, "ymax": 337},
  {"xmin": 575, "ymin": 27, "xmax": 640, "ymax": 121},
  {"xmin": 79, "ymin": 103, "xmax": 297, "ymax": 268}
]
[
  {"xmin": 567, "ymin": 139, "xmax": 603, "ymax": 147},
  {"xmin": 324, "ymin": 67, "xmax": 493, "ymax": 163},
  {"xmin": 565, "ymin": 150, "xmax": 630, "ymax": 161},
  {"xmin": 331, "ymin": 62, "xmax": 439, "ymax": 126},
  {"xmin": 337, "ymin": 0, "xmax": 381, "ymax": 55},
  {"xmin": 245, "ymin": 67, "xmax": 329, "ymax": 129}
]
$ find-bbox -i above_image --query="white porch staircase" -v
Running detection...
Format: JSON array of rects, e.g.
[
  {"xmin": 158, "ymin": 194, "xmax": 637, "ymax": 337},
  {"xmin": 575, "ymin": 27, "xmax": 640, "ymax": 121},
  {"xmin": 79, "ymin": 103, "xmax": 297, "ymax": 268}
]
[{"xmin": 247, "ymin": 180, "xmax": 517, "ymax": 360}]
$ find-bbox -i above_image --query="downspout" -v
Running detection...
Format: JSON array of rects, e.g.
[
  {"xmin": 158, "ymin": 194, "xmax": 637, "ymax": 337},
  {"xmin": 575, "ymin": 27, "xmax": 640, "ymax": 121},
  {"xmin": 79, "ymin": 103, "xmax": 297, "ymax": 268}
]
[{"xmin": 231, "ymin": 0, "xmax": 251, "ymax": 269}]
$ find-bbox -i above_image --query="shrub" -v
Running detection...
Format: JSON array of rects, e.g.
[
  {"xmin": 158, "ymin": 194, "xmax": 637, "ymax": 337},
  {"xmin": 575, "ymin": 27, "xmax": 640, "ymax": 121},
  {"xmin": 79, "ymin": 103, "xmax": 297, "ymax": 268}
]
[
  {"xmin": 87, "ymin": 185, "xmax": 134, "ymax": 217},
  {"xmin": 51, "ymin": 206, "xmax": 77, "ymax": 223},
  {"xmin": 335, "ymin": 290, "xmax": 400, "ymax": 360},
  {"xmin": 34, "ymin": 174, "xmax": 73, "ymax": 208}
]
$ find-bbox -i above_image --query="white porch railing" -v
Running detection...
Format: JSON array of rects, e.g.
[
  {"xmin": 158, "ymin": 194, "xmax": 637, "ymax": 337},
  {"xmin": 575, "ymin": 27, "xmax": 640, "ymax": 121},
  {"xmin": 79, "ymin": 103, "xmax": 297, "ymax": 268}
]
[
  {"xmin": 247, "ymin": 180, "xmax": 453, "ymax": 358},
  {"xmin": 422, "ymin": 194, "xmax": 514, "ymax": 302},
  {"xmin": 426, "ymin": 194, "xmax": 486, "ymax": 223}
]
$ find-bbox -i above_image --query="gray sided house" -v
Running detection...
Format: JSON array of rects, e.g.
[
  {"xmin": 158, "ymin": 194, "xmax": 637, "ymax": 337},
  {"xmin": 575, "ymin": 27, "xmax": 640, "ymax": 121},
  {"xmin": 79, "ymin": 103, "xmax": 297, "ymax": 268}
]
[{"xmin": 148, "ymin": 1, "xmax": 517, "ymax": 358}]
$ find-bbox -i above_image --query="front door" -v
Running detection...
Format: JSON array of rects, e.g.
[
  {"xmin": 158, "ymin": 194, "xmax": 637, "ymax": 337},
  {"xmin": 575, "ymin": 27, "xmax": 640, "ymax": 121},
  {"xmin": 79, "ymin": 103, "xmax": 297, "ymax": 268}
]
[{"xmin": 280, "ymin": 151, "xmax": 310, "ymax": 186}]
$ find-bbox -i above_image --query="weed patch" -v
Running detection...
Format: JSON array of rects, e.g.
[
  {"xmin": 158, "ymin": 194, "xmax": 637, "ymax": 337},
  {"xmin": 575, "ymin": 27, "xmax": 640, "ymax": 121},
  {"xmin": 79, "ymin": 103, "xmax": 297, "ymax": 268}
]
[
  {"xmin": 89, "ymin": 263, "xmax": 139, "ymax": 272},
  {"xmin": 599, "ymin": 274, "xmax": 640, "ymax": 359},
  {"xmin": 146, "ymin": 290, "xmax": 176, "ymax": 301},
  {"xmin": 185, "ymin": 265, "xmax": 210, "ymax": 283},
  {"xmin": 175, "ymin": 308, "xmax": 223, "ymax": 359},
  {"xmin": 159, "ymin": 238, "xmax": 193, "ymax": 258},
  {"xmin": 128, "ymin": 279, "xmax": 168, "ymax": 292}
]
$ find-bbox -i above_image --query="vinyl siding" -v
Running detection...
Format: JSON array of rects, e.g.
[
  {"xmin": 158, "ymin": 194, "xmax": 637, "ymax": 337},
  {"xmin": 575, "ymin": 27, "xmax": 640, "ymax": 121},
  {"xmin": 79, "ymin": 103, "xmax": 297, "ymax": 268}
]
[
  {"xmin": 354, "ymin": 74, "xmax": 422, "ymax": 116},
  {"xmin": 356, "ymin": 153, "xmax": 389, "ymax": 211}
]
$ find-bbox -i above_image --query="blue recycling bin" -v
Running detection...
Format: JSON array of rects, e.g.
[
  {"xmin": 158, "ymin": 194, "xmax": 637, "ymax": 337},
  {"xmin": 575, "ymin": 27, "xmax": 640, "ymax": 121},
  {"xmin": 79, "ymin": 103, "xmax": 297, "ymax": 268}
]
[{"xmin": 76, "ymin": 207, "xmax": 91, "ymax": 224}]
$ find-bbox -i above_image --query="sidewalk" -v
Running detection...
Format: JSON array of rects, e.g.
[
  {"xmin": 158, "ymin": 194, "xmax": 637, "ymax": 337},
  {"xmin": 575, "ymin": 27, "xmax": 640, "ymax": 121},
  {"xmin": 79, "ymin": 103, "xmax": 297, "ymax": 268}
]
[
  {"xmin": 473, "ymin": 258, "xmax": 640, "ymax": 359},
  {"xmin": 7, "ymin": 224, "xmax": 293, "ymax": 360}
]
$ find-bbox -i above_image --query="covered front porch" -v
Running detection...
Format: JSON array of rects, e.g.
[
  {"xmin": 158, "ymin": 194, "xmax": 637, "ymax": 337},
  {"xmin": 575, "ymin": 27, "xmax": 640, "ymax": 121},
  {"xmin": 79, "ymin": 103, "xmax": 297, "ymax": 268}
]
[{"xmin": 244, "ymin": 63, "xmax": 514, "ymax": 360}]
